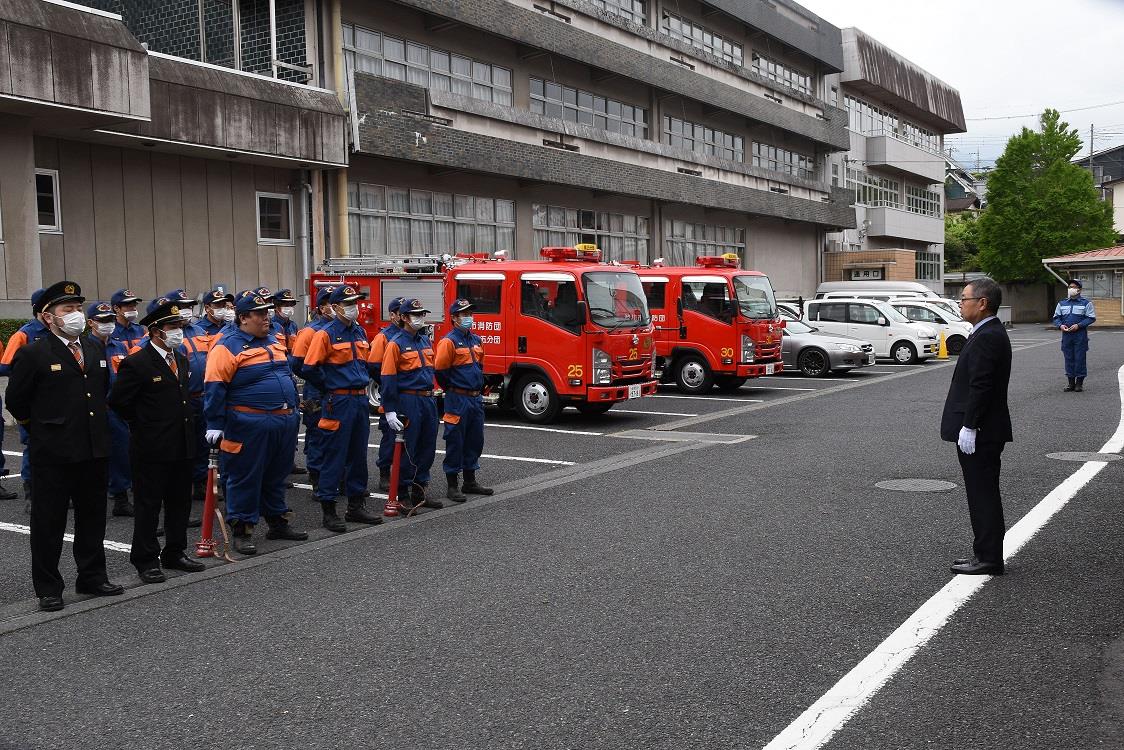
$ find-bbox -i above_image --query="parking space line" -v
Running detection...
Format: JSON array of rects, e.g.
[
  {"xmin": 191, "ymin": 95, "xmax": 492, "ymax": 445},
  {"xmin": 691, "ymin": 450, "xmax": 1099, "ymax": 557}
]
[
  {"xmin": 485, "ymin": 423, "xmax": 604, "ymax": 436},
  {"xmin": 3, "ymin": 450, "xmax": 21, "ymax": 457},
  {"xmin": 651, "ymin": 394, "xmax": 763, "ymax": 403},
  {"xmin": 438, "ymin": 450, "xmax": 575, "ymax": 466},
  {"xmin": 758, "ymin": 376, "xmax": 856, "ymax": 382},
  {"xmin": 0, "ymin": 521, "xmax": 131, "ymax": 553},
  {"xmin": 744, "ymin": 386, "xmax": 816, "ymax": 391},
  {"xmin": 290, "ymin": 482, "xmax": 388, "ymax": 500},
  {"xmin": 610, "ymin": 408, "xmax": 697, "ymax": 417}
]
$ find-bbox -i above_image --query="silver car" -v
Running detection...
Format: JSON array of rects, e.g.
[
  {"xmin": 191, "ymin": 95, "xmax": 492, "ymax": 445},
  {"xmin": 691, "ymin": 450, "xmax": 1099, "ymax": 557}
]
[{"xmin": 780, "ymin": 316, "xmax": 876, "ymax": 377}]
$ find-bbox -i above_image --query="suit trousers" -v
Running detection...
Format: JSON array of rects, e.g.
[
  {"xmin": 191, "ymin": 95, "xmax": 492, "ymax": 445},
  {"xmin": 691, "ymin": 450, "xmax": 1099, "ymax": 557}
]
[
  {"xmin": 30, "ymin": 458, "xmax": 110, "ymax": 598},
  {"xmin": 130, "ymin": 457, "xmax": 194, "ymax": 570},
  {"xmin": 958, "ymin": 442, "xmax": 1006, "ymax": 564}
]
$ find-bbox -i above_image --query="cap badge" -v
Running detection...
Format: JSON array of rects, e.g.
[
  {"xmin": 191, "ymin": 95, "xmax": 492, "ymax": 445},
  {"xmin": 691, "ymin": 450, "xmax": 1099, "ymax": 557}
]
[
  {"xmin": 64, "ymin": 284, "xmax": 76, "ymax": 294},
  {"xmin": 215, "ymin": 286, "xmax": 224, "ymax": 294},
  {"xmin": 254, "ymin": 296, "xmax": 265, "ymax": 305},
  {"xmin": 171, "ymin": 306, "xmax": 180, "ymax": 315}
]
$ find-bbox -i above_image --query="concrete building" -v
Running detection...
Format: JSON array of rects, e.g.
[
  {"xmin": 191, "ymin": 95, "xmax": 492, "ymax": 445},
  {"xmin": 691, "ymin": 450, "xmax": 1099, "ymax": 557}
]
[{"xmin": 823, "ymin": 28, "xmax": 965, "ymax": 294}]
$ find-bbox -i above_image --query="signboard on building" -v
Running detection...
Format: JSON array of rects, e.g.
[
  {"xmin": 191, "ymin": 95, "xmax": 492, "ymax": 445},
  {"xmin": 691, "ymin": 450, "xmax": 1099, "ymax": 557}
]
[{"xmin": 850, "ymin": 268, "xmax": 883, "ymax": 280}]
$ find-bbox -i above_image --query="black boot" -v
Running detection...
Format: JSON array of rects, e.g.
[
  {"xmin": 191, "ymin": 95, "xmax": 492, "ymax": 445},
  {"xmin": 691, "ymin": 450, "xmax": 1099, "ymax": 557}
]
[
  {"xmin": 0, "ymin": 477, "xmax": 17, "ymax": 501},
  {"xmin": 461, "ymin": 471, "xmax": 494, "ymax": 496},
  {"xmin": 309, "ymin": 469, "xmax": 320, "ymax": 493},
  {"xmin": 321, "ymin": 502, "xmax": 347, "ymax": 532},
  {"xmin": 1075, "ymin": 377, "xmax": 1085, "ymax": 392},
  {"xmin": 231, "ymin": 521, "xmax": 257, "ymax": 555},
  {"xmin": 344, "ymin": 495, "xmax": 383, "ymax": 524},
  {"xmin": 446, "ymin": 473, "xmax": 467, "ymax": 503},
  {"xmin": 111, "ymin": 492, "xmax": 134, "ymax": 517},
  {"xmin": 410, "ymin": 483, "xmax": 443, "ymax": 510},
  {"xmin": 1064, "ymin": 377, "xmax": 1076, "ymax": 392},
  {"xmin": 378, "ymin": 468, "xmax": 390, "ymax": 492},
  {"xmin": 265, "ymin": 515, "xmax": 309, "ymax": 540}
]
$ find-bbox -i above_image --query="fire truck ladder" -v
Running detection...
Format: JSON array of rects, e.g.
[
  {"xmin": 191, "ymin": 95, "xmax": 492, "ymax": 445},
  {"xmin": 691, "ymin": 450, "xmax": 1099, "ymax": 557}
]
[{"xmin": 317, "ymin": 255, "xmax": 446, "ymax": 275}]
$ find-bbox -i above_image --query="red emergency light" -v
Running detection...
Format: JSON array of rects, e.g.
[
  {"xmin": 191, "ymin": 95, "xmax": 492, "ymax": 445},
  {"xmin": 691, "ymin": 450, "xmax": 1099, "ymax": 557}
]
[
  {"xmin": 696, "ymin": 254, "xmax": 739, "ymax": 269},
  {"xmin": 541, "ymin": 244, "xmax": 603, "ymax": 262}
]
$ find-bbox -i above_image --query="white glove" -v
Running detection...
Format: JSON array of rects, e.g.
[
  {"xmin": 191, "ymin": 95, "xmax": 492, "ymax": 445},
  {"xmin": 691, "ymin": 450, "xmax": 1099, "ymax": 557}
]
[
  {"xmin": 385, "ymin": 411, "xmax": 404, "ymax": 431},
  {"xmin": 206, "ymin": 429, "xmax": 223, "ymax": 445},
  {"xmin": 957, "ymin": 427, "xmax": 977, "ymax": 455}
]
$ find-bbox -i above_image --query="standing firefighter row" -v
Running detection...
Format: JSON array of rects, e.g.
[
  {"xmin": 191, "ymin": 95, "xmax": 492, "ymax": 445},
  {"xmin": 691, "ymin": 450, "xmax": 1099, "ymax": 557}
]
[{"xmin": 3, "ymin": 279, "xmax": 492, "ymax": 612}]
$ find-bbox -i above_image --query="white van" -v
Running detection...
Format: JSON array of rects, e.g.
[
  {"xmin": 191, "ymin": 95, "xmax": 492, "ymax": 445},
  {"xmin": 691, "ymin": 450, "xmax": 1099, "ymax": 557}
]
[
  {"xmin": 889, "ymin": 300, "xmax": 973, "ymax": 354},
  {"xmin": 815, "ymin": 280, "xmax": 942, "ymax": 299},
  {"xmin": 804, "ymin": 299, "xmax": 939, "ymax": 364}
]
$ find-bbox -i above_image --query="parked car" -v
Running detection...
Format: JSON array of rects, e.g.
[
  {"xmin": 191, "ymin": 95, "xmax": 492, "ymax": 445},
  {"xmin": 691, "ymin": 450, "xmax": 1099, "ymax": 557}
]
[
  {"xmin": 804, "ymin": 299, "xmax": 939, "ymax": 364},
  {"xmin": 781, "ymin": 317, "xmax": 876, "ymax": 377},
  {"xmin": 889, "ymin": 299, "xmax": 972, "ymax": 354},
  {"xmin": 777, "ymin": 301, "xmax": 803, "ymax": 320}
]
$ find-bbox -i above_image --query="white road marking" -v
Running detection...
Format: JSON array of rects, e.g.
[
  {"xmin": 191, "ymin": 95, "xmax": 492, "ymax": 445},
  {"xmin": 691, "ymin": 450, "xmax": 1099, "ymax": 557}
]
[
  {"xmin": 759, "ymin": 376, "xmax": 856, "ymax": 382},
  {"xmin": 651, "ymin": 394, "xmax": 764, "ymax": 403},
  {"xmin": 486, "ymin": 423, "xmax": 603, "ymax": 436},
  {"xmin": 743, "ymin": 386, "xmax": 816, "ymax": 391},
  {"xmin": 290, "ymin": 482, "xmax": 388, "ymax": 500},
  {"xmin": 762, "ymin": 363, "xmax": 1124, "ymax": 750},
  {"xmin": 610, "ymin": 408, "xmax": 698, "ymax": 417},
  {"xmin": 296, "ymin": 436, "xmax": 575, "ymax": 465},
  {"xmin": 3, "ymin": 450, "xmax": 22, "ymax": 457},
  {"xmin": 0, "ymin": 521, "xmax": 131, "ymax": 553},
  {"xmin": 0, "ymin": 474, "xmax": 19, "ymax": 481}
]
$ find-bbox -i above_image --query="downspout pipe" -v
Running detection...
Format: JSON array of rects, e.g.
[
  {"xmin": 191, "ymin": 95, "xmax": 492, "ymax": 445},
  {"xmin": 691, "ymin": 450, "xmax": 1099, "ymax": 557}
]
[{"xmin": 330, "ymin": 0, "xmax": 349, "ymax": 256}]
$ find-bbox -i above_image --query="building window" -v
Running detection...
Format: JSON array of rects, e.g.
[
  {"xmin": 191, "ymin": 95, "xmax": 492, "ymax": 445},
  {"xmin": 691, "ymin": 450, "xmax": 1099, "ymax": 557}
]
[
  {"xmin": 590, "ymin": 0, "xmax": 646, "ymax": 24},
  {"xmin": 660, "ymin": 11, "xmax": 743, "ymax": 66},
  {"xmin": 752, "ymin": 142, "xmax": 814, "ymax": 179},
  {"xmin": 347, "ymin": 183, "xmax": 515, "ymax": 256},
  {"xmin": 906, "ymin": 185, "xmax": 942, "ymax": 217},
  {"xmin": 664, "ymin": 116, "xmax": 743, "ymax": 161},
  {"xmin": 256, "ymin": 192, "xmax": 293, "ymax": 244},
  {"xmin": 342, "ymin": 23, "xmax": 513, "ymax": 106},
  {"xmin": 532, "ymin": 204, "xmax": 650, "ymax": 262},
  {"xmin": 662, "ymin": 219, "xmax": 745, "ymax": 265},
  {"xmin": 831, "ymin": 162, "xmax": 839, "ymax": 187},
  {"xmin": 530, "ymin": 78, "xmax": 648, "ymax": 138},
  {"xmin": 35, "ymin": 169, "xmax": 61, "ymax": 232},
  {"xmin": 916, "ymin": 250, "xmax": 941, "ymax": 281},
  {"xmin": 846, "ymin": 168, "xmax": 900, "ymax": 208},
  {"xmin": 750, "ymin": 52, "xmax": 811, "ymax": 95},
  {"xmin": 843, "ymin": 94, "xmax": 939, "ymax": 153}
]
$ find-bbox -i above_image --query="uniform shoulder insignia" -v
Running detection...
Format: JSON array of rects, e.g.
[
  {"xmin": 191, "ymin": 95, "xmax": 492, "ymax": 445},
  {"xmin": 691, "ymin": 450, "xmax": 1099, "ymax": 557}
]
[{"xmin": 242, "ymin": 344, "xmax": 250, "ymax": 350}]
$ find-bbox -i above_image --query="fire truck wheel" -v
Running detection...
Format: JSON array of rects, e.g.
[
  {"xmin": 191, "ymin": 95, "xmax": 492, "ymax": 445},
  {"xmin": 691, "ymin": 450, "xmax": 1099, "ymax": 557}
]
[
  {"xmin": 674, "ymin": 355, "xmax": 713, "ymax": 394},
  {"xmin": 367, "ymin": 379, "xmax": 381, "ymax": 414},
  {"xmin": 575, "ymin": 402, "xmax": 614, "ymax": 416},
  {"xmin": 946, "ymin": 335, "xmax": 966, "ymax": 355},
  {"xmin": 514, "ymin": 374, "xmax": 562, "ymax": 424},
  {"xmin": 714, "ymin": 376, "xmax": 747, "ymax": 393},
  {"xmin": 797, "ymin": 348, "xmax": 830, "ymax": 377}
]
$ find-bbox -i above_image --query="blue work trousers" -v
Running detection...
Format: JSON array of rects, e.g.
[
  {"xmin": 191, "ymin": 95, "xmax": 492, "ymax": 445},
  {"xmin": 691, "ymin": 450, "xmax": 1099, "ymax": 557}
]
[
  {"xmin": 315, "ymin": 393, "xmax": 369, "ymax": 503},
  {"xmin": 303, "ymin": 408, "xmax": 326, "ymax": 474},
  {"xmin": 442, "ymin": 392, "xmax": 484, "ymax": 475},
  {"xmin": 222, "ymin": 410, "xmax": 298, "ymax": 525},
  {"xmin": 396, "ymin": 393, "xmax": 438, "ymax": 491},
  {"xmin": 191, "ymin": 398, "xmax": 208, "ymax": 484},
  {"xmin": 18, "ymin": 423, "xmax": 30, "ymax": 482},
  {"xmin": 107, "ymin": 410, "xmax": 132, "ymax": 495},
  {"xmin": 377, "ymin": 414, "xmax": 395, "ymax": 471},
  {"xmin": 1061, "ymin": 333, "xmax": 1089, "ymax": 378}
]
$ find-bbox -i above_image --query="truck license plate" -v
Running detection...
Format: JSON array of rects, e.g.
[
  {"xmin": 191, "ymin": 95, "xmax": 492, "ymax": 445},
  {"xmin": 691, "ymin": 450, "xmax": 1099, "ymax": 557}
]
[
  {"xmin": 627, "ymin": 384, "xmax": 642, "ymax": 399},
  {"xmin": 765, "ymin": 363, "xmax": 776, "ymax": 375}
]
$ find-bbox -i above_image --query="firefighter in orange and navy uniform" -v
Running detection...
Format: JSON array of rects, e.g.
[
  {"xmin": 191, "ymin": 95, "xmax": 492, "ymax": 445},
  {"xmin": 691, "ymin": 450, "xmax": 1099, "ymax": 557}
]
[
  {"xmin": 107, "ymin": 288, "xmax": 146, "ymax": 516},
  {"xmin": 290, "ymin": 285, "xmax": 335, "ymax": 491},
  {"xmin": 381, "ymin": 297, "xmax": 442, "ymax": 512},
  {"xmin": 366, "ymin": 296, "xmax": 405, "ymax": 490},
  {"xmin": 435, "ymin": 299, "xmax": 493, "ymax": 502},
  {"xmin": 0, "ymin": 289, "xmax": 49, "ymax": 504},
  {"xmin": 301, "ymin": 285, "xmax": 382, "ymax": 530}
]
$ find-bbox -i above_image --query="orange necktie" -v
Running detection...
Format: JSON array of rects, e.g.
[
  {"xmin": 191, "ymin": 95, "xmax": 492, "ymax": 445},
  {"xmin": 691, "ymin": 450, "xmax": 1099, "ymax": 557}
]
[
  {"xmin": 69, "ymin": 341, "xmax": 84, "ymax": 370},
  {"xmin": 166, "ymin": 353, "xmax": 178, "ymax": 376}
]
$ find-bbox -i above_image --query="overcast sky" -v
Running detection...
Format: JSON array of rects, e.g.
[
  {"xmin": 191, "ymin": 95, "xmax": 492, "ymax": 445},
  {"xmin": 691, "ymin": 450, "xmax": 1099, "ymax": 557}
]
[{"xmin": 796, "ymin": 0, "xmax": 1124, "ymax": 170}]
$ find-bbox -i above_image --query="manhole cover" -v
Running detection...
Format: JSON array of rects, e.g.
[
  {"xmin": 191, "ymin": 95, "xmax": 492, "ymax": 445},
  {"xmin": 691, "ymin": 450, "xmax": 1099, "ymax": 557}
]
[
  {"xmin": 1046, "ymin": 451, "xmax": 1122, "ymax": 463},
  {"xmin": 875, "ymin": 479, "xmax": 958, "ymax": 492}
]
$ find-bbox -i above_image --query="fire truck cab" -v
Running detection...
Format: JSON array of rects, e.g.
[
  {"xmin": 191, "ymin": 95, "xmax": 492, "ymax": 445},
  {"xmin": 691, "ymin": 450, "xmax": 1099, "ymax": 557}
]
[
  {"xmin": 634, "ymin": 254, "xmax": 784, "ymax": 394},
  {"xmin": 310, "ymin": 245, "xmax": 658, "ymax": 423}
]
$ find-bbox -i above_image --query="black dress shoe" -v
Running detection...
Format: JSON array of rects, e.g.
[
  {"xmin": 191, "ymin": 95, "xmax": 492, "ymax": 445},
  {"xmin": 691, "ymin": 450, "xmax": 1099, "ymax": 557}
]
[
  {"xmin": 38, "ymin": 595, "xmax": 64, "ymax": 612},
  {"xmin": 163, "ymin": 555, "xmax": 206, "ymax": 572},
  {"xmin": 138, "ymin": 568, "xmax": 166, "ymax": 584},
  {"xmin": 950, "ymin": 558, "xmax": 1004, "ymax": 575},
  {"xmin": 75, "ymin": 581, "xmax": 125, "ymax": 596},
  {"xmin": 0, "ymin": 485, "xmax": 18, "ymax": 500}
]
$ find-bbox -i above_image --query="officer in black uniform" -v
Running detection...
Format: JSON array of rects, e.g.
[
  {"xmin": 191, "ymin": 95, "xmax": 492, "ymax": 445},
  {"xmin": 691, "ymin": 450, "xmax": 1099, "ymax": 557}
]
[{"xmin": 6, "ymin": 281, "xmax": 124, "ymax": 611}]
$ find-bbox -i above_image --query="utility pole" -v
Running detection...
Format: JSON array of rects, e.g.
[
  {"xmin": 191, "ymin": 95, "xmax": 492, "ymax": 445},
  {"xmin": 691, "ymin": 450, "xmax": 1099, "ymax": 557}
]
[{"xmin": 1090, "ymin": 124, "xmax": 1096, "ymax": 186}]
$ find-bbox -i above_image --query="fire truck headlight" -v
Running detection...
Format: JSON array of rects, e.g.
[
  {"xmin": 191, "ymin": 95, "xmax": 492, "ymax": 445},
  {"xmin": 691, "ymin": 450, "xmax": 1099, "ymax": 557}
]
[
  {"xmin": 592, "ymin": 348, "xmax": 612, "ymax": 385},
  {"xmin": 740, "ymin": 335, "xmax": 755, "ymax": 362}
]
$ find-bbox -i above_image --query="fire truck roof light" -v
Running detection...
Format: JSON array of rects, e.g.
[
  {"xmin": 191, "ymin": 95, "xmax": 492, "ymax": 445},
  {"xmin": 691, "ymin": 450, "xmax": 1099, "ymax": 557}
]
[
  {"xmin": 540, "ymin": 245, "xmax": 603, "ymax": 262},
  {"xmin": 696, "ymin": 254, "xmax": 738, "ymax": 268}
]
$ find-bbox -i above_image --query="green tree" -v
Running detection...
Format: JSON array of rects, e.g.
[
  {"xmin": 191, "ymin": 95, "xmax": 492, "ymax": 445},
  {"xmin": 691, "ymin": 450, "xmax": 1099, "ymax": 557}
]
[
  {"xmin": 976, "ymin": 109, "xmax": 1115, "ymax": 282},
  {"xmin": 944, "ymin": 213, "xmax": 980, "ymax": 271}
]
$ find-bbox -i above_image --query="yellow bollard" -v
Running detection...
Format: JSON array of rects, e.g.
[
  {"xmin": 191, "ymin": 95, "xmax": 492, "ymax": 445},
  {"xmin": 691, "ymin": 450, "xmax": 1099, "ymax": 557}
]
[{"xmin": 937, "ymin": 331, "xmax": 949, "ymax": 360}]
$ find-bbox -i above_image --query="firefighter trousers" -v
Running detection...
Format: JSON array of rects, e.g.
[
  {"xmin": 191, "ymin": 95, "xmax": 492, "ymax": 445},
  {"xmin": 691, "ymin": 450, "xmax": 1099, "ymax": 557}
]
[
  {"xmin": 107, "ymin": 410, "xmax": 132, "ymax": 496},
  {"xmin": 442, "ymin": 392, "xmax": 484, "ymax": 475},
  {"xmin": 1061, "ymin": 333, "xmax": 1089, "ymax": 378},
  {"xmin": 396, "ymin": 393, "xmax": 438, "ymax": 491},
  {"xmin": 190, "ymin": 397, "xmax": 208, "ymax": 485},
  {"xmin": 221, "ymin": 410, "xmax": 298, "ymax": 525},
  {"xmin": 315, "ymin": 393, "xmax": 369, "ymax": 503}
]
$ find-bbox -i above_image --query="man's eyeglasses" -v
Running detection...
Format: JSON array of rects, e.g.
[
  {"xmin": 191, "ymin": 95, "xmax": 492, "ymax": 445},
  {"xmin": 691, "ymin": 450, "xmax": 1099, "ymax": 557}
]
[{"xmin": 958, "ymin": 296, "xmax": 982, "ymax": 303}]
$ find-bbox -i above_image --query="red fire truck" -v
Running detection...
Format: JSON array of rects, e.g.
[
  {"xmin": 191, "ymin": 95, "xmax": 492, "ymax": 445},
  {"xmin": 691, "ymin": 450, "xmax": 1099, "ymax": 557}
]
[
  {"xmin": 309, "ymin": 245, "xmax": 658, "ymax": 423},
  {"xmin": 633, "ymin": 254, "xmax": 784, "ymax": 394}
]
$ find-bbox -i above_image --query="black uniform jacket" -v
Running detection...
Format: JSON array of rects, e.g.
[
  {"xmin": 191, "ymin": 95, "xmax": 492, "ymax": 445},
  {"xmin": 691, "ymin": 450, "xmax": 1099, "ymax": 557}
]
[
  {"xmin": 940, "ymin": 317, "xmax": 1013, "ymax": 445},
  {"xmin": 5, "ymin": 334, "xmax": 111, "ymax": 464},
  {"xmin": 108, "ymin": 343, "xmax": 195, "ymax": 463}
]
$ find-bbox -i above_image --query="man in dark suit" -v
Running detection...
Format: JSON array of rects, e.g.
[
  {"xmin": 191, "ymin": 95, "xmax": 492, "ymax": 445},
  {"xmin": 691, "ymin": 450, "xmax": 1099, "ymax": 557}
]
[
  {"xmin": 6, "ymin": 281, "xmax": 124, "ymax": 611},
  {"xmin": 108, "ymin": 297, "xmax": 207, "ymax": 584},
  {"xmin": 941, "ymin": 277, "xmax": 1013, "ymax": 575}
]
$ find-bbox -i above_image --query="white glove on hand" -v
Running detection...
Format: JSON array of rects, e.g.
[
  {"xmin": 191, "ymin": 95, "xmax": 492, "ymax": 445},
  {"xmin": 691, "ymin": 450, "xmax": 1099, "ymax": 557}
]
[
  {"xmin": 205, "ymin": 429, "xmax": 224, "ymax": 445},
  {"xmin": 957, "ymin": 427, "xmax": 977, "ymax": 455},
  {"xmin": 385, "ymin": 411, "xmax": 404, "ymax": 431}
]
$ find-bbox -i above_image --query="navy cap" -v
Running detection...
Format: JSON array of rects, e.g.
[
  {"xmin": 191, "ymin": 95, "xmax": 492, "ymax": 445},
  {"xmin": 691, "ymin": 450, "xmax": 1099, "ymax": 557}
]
[
  {"xmin": 448, "ymin": 298, "xmax": 474, "ymax": 316},
  {"xmin": 40, "ymin": 280, "xmax": 85, "ymax": 311},
  {"xmin": 1069, "ymin": 279, "xmax": 1083, "ymax": 289},
  {"xmin": 30, "ymin": 288, "xmax": 46, "ymax": 315},
  {"xmin": 274, "ymin": 288, "xmax": 297, "ymax": 304},
  {"xmin": 86, "ymin": 301, "xmax": 115, "ymax": 321},
  {"xmin": 387, "ymin": 296, "xmax": 405, "ymax": 314},
  {"xmin": 140, "ymin": 296, "xmax": 187, "ymax": 328},
  {"xmin": 315, "ymin": 285, "xmax": 336, "ymax": 307},
  {"xmin": 202, "ymin": 284, "xmax": 234, "ymax": 305},
  {"xmin": 329, "ymin": 285, "xmax": 366, "ymax": 304},
  {"xmin": 252, "ymin": 286, "xmax": 274, "ymax": 302},
  {"xmin": 400, "ymin": 297, "xmax": 430, "ymax": 315},
  {"xmin": 163, "ymin": 289, "xmax": 193, "ymax": 305},
  {"xmin": 111, "ymin": 288, "xmax": 142, "ymax": 306},
  {"xmin": 235, "ymin": 290, "xmax": 273, "ymax": 315}
]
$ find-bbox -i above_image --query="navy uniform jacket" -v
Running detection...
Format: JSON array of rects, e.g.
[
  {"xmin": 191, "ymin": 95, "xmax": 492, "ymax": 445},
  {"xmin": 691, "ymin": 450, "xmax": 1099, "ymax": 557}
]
[
  {"xmin": 1052, "ymin": 295, "xmax": 1096, "ymax": 345},
  {"xmin": 108, "ymin": 344, "xmax": 195, "ymax": 463},
  {"xmin": 940, "ymin": 318, "xmax": 1013, "ymax": 445}
]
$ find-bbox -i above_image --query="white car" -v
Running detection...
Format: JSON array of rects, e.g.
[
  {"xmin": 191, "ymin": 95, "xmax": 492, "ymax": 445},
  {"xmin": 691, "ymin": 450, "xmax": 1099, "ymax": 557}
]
[
  {"xmin": 804, "ymin": 299, "xmax": 939, "ymax": 364},
  {"xmin": 890, "ymin": 300, "xmax": 973, "ymax": 354}
]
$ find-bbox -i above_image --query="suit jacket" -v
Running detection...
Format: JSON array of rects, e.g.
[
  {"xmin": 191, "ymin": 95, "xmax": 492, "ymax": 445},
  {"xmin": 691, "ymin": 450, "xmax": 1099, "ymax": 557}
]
[
  {"xmin": 108, "ymin": 343, "xmax": 195, "ymax": 463},
  {"xmin": 5, "ymin": 334, "xmax": 111, "ymax": 464},
  {"xmin": 941, "ymin": 317, "xmax": 1013, "ymax": 444}
]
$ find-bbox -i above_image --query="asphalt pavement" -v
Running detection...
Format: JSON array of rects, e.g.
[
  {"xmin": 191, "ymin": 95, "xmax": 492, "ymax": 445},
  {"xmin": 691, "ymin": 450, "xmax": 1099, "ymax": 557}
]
[{"xmin": 0, "ymin": 327, "xmax": 1121, "ymax": 750}]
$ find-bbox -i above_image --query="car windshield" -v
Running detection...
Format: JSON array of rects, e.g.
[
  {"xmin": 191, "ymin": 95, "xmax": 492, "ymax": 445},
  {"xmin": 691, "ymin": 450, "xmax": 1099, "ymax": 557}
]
[
  {"xmin": 785, "ymin": 319, "xmax": 813, "ymax": 334},
  {"xmin": 733, "ymin": 275, "xmax": 777, "ymax": 320},
  {"xmin": 873, "ymin": 301, "xmax": 909, "ymax": 323},
  {"xmin": 581, "ymin": 271, "xmax": 652, "ymax": 329}
]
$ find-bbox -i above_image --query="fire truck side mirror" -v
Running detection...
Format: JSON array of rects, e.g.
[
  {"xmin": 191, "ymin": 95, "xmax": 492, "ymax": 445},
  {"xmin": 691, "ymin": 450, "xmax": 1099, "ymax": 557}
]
[{"xmin": 576, "ymin": 300, "xmax": 589, "ymax": 326}]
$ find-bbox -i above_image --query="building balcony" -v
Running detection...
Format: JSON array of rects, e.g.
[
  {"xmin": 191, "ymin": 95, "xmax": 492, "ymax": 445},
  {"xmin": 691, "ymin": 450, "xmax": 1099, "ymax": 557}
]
[
  {"xmin": 865, "ymin": 204, "xmax": 943, "ymax": 243},
  {"xmin": 865, "ymin": 133, "xmax": 946, "ymax": 183}
]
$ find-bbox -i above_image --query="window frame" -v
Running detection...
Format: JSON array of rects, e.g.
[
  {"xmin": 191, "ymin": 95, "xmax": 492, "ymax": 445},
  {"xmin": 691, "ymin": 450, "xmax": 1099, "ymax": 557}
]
[
  {"xmin": 256, "ymin": 191, "xmax": 294, "ymax": 245},
  {"xmin": 35, "ymin": 168, "xmax": 62, "ymax": 233}
]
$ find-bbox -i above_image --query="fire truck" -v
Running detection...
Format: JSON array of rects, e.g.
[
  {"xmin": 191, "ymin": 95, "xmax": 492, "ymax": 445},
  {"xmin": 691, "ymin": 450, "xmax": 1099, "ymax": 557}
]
[
  {"xmin": 309, "ymin": 245, "xmax": 659, "ymax": 423},
  {"xmin": 633, "ymin": 254, "xmax": 784, "ymax": 394}
]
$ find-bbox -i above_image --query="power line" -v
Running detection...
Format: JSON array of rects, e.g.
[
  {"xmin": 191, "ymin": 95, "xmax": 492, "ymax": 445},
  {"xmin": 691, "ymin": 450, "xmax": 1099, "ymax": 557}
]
[{"xmin": 966, "ymin": 99, "xmax": 1124, "ymax": 121}]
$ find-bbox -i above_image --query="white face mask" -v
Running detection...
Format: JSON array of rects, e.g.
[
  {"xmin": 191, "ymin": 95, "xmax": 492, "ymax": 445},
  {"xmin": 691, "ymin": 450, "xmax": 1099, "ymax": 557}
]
[
  {"xmin": 339, "ymin": 304, "xmax": 359, "ymax": 323},
  {"xmin": 1068, "ymin": 288, "xmax": 1080, "ymax": 298},
  {"xmin": 162, "ymin": 328, "xmax": 184, "ymax": 349},
  {"xmin": 95, "ymin": 321, "xmax": 116, "ymax": 337},
  {"xmin": 123, "ymin": 310, "xmax": 139, "ymax": 322},
  {"xmin": 179, "ymin": 308, "xmax": 193, "ymax": 321},
  {"xmin": 276, "ymin": 306, "xmax": 293, "ymax": 319},
  {"xmin": 408, "ymin": 314, "xmax": 427, "ymax": 329},
  {"xmin": 55, "ymin": 310, "xmax": 86, "ymax": 337},
  {"xmin": 219, "ymin": 307, "xmax": 236, "ymax": 324}
]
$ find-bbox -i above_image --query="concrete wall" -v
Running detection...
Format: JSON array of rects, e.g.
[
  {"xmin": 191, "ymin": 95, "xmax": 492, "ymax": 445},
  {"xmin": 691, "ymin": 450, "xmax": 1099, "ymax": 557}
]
[
  {"xmin": 944, "ymin": 279, "xmax": 1054, "ymax": 324},
  {"xmin": 745, "ymin": 218, "xmax": 819, "ymax": 298}
]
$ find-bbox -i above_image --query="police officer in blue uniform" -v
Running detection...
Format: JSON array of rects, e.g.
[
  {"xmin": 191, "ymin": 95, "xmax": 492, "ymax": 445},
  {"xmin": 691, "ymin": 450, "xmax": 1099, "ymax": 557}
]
[
  {"xmin": 434, "ymin": 299, "xmax": 493, "ymax": 502},
  {"xmin": 1052, "ymin": 279, "xmax": 1097, "ymax": 392},
  {"xmin": 108, "ymin": 288, "xmax": 146, "ymax": 515}
]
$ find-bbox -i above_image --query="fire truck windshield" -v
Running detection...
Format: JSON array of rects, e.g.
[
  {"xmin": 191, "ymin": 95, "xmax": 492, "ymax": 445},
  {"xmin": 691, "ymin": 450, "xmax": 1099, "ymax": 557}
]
[
  {"xmin": 733, "ymin": 275, "xmax": 778, "ymax": 320},
  {"xmin": 581, "ymin": 272, "xmax": 652, "ymax": 329}
]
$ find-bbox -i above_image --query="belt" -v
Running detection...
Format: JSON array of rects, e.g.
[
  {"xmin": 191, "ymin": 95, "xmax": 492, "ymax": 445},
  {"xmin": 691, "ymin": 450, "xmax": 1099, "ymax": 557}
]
[
  {"xmin": 329, "ymin": 388, "xmax": 367, "ymax": 395},
  {"xmin": 400, "ymin": 389, "xmax": 434, "ymax": 397},
  {"xmin": 448, "ymin": 387, "xmax": 481, "ymax": 397},
  {"xmin": 231, "ymin": 405, "xmax": 293, "ymax": 415},
  {"xmin": 190, "ymin": 392, "xmax": 204, "ymax": 398}
]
